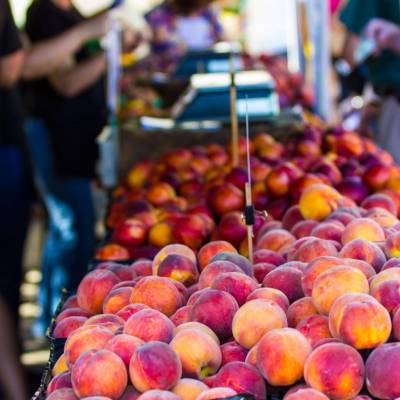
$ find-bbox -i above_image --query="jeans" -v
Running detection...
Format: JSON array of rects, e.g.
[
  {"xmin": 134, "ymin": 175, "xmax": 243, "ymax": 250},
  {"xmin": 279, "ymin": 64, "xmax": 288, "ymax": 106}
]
[{"xmin": 24, "ymin": 119, "xmax": 95, "ymax": 335}]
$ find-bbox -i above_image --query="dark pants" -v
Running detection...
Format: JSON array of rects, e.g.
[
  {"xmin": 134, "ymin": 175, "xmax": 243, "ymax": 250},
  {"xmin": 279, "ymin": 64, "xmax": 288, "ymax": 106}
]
[
  {"xmin": 25, "ymin": 119, "xmax": 95, "ymax": 335},
  {"xmin": 0, "ymin": 146, "xmax": 32, "ymax": 321}
]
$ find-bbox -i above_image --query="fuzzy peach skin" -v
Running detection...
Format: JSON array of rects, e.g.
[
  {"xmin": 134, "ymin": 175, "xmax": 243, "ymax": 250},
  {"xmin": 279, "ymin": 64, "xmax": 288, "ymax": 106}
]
[
  {"xmin": 137, "ymin": 390, "xmax": 181, "ymax": 400},
  {"xmin": 232, "ymin": 299, "xmax": 287, "ymax": 349},
  {"xmin": 130, "ymin": 276, "xmax": 183, "ymax": 316},
  {"xmin": 52, "ymin": 354, "xmax": 68, "ymax": 376},
  {"xmin": 71, "ymin": 349, "xmax": 128, "ymax": 399},
  {"xmin": 256, "ymin": 229, "xmax": 296, "ymax": 254},
  {"xmin": 123, "ymin": 309, "xmax": 175, "ymax": 343},
  {"xmin": 366, "ymin": 343, "xmax": 400, "ymax": 399},
  {"xmin": 55, "ymin": 307, "xmax": 92, "ymax": 324},
  {"xmin": 198, "ymin": 261, "xmax": 243, "ymax": 289},
  {"xmin": 196, "ymin": 387, "xmax": 237, "ymax": 400},
  {"xmin": 220, "ymin": 341, "xmax": 248, "ymax": 366},
  {"xmin": 171, "ymin": 379, "xmax": 208, "ymax": 400},
  {"xmin": 284, "ymin": 388, "xmax": 329, "ymax": 400},
  {"xmin": 152, "ymin": 245, "xmax": 197, "ymax": 276},
  {"xmin": 64, "ymin": 325, "xmax": 114, "ymax": 368},
  {"xmin": 257, "ymin": 328, "xmax": 311, "ymax": 386},
  {"xmin": 77, "ymin": 269, "xmax": 120, "ymax": 314},
  {"xmin": 129, "ymin": 342, "xmax": 182, "ymax": 392},
  {"xmin": 286, "ymin": 297, "xmax": 318, "ymax": 328},
  {"xmin": 190, "ymin": 290, "xmax": 239, "ymax": 340},
  {"xmin": 131, "ymin": 260, "xmax": 153, "ymax": 277},
  {"xmin": 341, "ymin": 218, "xmax": 385, "ymax": 245},
  {"xmin": 393, "ymin": 306, "xmax": 400, "ymax": 340},
  {"xmin": 171, "ymin": 306, "xmax": 193, "ymax": 326},
  {"xmin": 119, "ymin": 385, "xmax": 141, "ymax": 400},
  {"xmin": 296, "ymin": 315, "xmax": 332, "ymax": 348},
  {"xmin": 173, "ymin": 322, "xmax": 220, "ymax": 345},
  {"xmin": 84, "ymin": 314, "xmax": 125, "ymax": 333},
  {"xmin": 53, "ymin": 316, "xmax": 88, "ymax": 339},
  {"xmin": 47, "ymin": 372, "xmax": 72, "ymax": 395},
  {"xmin": 197, "ymin": 241, "xmax": 238, "ymax": 271},
  {"xmin": 311, "ymin": 266, "xmax": 369, "ymax": 315},
  {"xmin": 117, "ymin": 304, "xmax": 150, "ymax": 322},
  {"xmin": 103, "ymin": 287, "xmax": 134, "ymax": 314},
  {"xmin": 209, "ymin": 252, "xmax": 253, "ymax": 277},
  {"xmin": 291, "ymin": 239, "xmax": 338, "ymax": 263},
  {"xmin": 170, "ymin": 329, "xmax": 222, "ymax": 379},
  {"xmin": 46, "ymin": 389, "xmax": 78, "ymax": 399},
  {"xmin": 157, "ymin": 254, "xmax": 199, "ymax": 287},
  {"xmin": 104, "ymin": 334, "xmax": 144, "ymax": 368},
  {"xmin": 385, "ymin": 232, "xmax": 400, "ymax": 258},
  {"xmin": 246, "ymin": 288, "xmax": 289, "ymax": 312},
  {"xmin": 245, "ymin": 345, "xmax": 258, "ymax": 367},
  {"xmin": 304, "ymin": 343, "xmax": 365, "ymax": 400}
]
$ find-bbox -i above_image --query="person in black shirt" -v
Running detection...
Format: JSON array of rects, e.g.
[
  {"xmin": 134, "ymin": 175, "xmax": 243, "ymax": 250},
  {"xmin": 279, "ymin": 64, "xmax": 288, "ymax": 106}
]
[{"xmin": 24, "ymin": 0, "xmax": 108, "ymax": 335}]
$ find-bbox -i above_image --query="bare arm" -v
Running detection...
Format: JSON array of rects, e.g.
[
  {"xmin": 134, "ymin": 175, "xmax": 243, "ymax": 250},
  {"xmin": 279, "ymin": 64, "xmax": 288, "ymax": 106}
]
[
  {"xmin": 0, "ymin": 49, "xmax": 24, "ymax": 87},
  {"xmin": 49, "ymin": 52, "xmax": 106, "ymax": 98},
  {"xmin": 342, "ymin": 31, "xmax": 360, "ymax": 66}
]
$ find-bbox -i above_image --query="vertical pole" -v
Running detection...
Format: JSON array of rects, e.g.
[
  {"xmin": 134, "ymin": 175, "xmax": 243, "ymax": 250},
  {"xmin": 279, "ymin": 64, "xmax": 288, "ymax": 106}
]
[{"xmin": 230, "ymin": 52, "xmax": 239, "ymax": 167}]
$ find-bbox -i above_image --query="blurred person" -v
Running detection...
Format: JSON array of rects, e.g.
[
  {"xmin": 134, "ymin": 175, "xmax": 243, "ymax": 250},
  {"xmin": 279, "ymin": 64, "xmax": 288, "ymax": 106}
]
[
  {"xmin": 0, "ymin": 0, "xmax": 108, "ymax": 398},
  {"xmin": 341, "ymin": 0, "xmax": 400, "ymax": 162},
  {"xmin": 145, "ymin": 0, "xmax": 223, "ymax": 71},
  {"xmin": 24, "ymin": 0, "xmax": 110, "ymax": 336}
]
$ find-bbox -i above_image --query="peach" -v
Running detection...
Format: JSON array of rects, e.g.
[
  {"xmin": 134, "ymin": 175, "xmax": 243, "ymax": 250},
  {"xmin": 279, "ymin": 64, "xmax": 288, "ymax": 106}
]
[
  {"xmin": 382, "ymin": 257, "xmax": 400, "ymax": 270},
  {"xmin": 253, "ymin": 263, "xmax": 277, "ymax": 283},
  {"xmin": 46, "ymin": 389, "xmax": 78, "ymax": 400},
  {"xmin": 245, "ymin": 345, "xmax": 258, "ymax": 367},
  {"xmin": 312, "ymin": 266, "xmax": 369, "ymax": 315},
  {"xmin": 190, "ymin": 290, "xmax": 239, "ymax": 340},
  {"xmin": 246, "ymin": 287, "xmax": 289, "ymax": 312},
  {"xmin": 149, "ymin": 222, "xmax": 174, "ymax": 248},
  {"xmin": 47, "ymin": 372, "xmax": 72, "ymax": 395},
  {"xmin": 171, "ymin": 379, "xmax": 208, "ymax": 400},
  {"xmin": 172, "ymin": 215, "xmax": 207, "ymax": 250},
  {"xmin": 217, "ymin": 212, "xmax": 247, "ymax": 247},
  {"xmin": 170, "ymin": 306, "xmax": 193, "ymax": 326},
  {"xmin": 97, "ymin": 262, "xmax": 136, "ymax": 281},
  {"xmin": 304, "ymin": 343, "xmax": 365, "ymax": 400},
  {"xmin": 146, "ymin": 182, "xmax": 176, "ymax": 206},
  {"xmin": 262, "ymin": 267, "xmax": 304, "ymax": 302},
  {"xmin": 302, "ymin": 256, "xmax": 346, "ymax": 297},
  {"xmin": 71, "ymin": 349, "xmax": 127, "ymax": 399},
  {"xmin": 198, "ymin": 261, "xmax": 242, "ymax": 289},
  {"xmin": 114, "ymin": 219, "xmax": 147, "ymax": 248},
  {"xmin": 362, "ymin": 193, "xmax": 397, "ymax": 214},
  {"xmin": 152, "ymin": 245, "xmax": 196, "ymax": 276},
  {"xmin": 341, "ymin": 218, "xmax": 385, "ymax": 245},
  {"xmin": 204, "ymin": 361, "xmax": 266, "ymax": 400},
  {"xmin": 326, "ymin": 210, "xmax": 357, "ymax": 226},
  {"xmin": 170, "ymin": 329, "xmax": 221, "ymax": 379},
  {"xmin": 129, "ymin": 342, "xmax": 182, "ymax": 392},
  {"xmin": 137, "ymin": 390, "xmax": 181, "ymax": 400},
  {"xmin": 311, "ymin": 222, "xmax": 345, "ymax": 243},
  {"xmin": 284, "ymin": 388, "xmax": 329, "ymax": 400},
  {"xmin": 385, "ymin": 232, "xmax": 400, "ymax": 258},
  {"xmin": 196, "ymin": 388, "xmax": 237, "ymax": 400},
  {"xmin": 173, "ymin": 322, "xmax": 219, "ymax": 345},
  {"xmin": 126, "ymin": 160, "xmax": 153, "ymax": 189},
  {"xmin": 77, "ymin": 269, "xmax": 120, "ymax": 314},
  {"xmin": 120, "ymin": 386, "xmax": 141, "ymax": 400},
  {"xmin": 95, "ymin": 244, "xmax": 130, "ymax": 261},
  {"xmin": 130, "ymin": 277, "xmax": 182, "ymax": 316},
  {"xmin": 117, "ymin": 304, "xmax": 149, "ymax": 322},
  {"xmin": 187, "ymin": 289, "xmax": 213, "ymax": 306},
  {"xmin": 103, "ymin": 287, "xmax": 133, "ymax": 314},
  {"xmin": 287, "ymin": 297, "xmax": 318, "ymax": 328},
  {"xmin": 257, "ymin": 328, "xmax": 311, "ymax": 386},
  {"xmin": 62, "ymin": 295, "xmax": 79, "ymax": 310},
  {"xmin": 211, "ymin": 272, "xmax": 258, "ymax": 306},
  {"xmin": 253, "ymin": 249, "xmax": 285, "ymax": 266},
  {"xmin": 208, "ymin": 183, "xmax": 245, "ymax": 217},
  {"xmin": 157, "ymin": 254, "xmax": 199, "ymax": 287},
  {"xmin": 369, "ymin": 267, "xmax": 400, "ymax": 291},
  {"xmin": 64, "ymin": 326, "xmax": 114, "ymax": 367},
  {"xmin": 282, "ymin": 206, "xmax": 304, "ymax": 231},
  {"xmin": 197, "ymin": 241, "xmax": 238, "ymax": 271},
  {"xmin": 112, "ymin": 279, "xmax": 139, "ymax": 290},
  {"xmin": 342, "ymin": 258, "xmax": 376, "ymax": 279},
  {"xmin": 210, "ymin": 252, "xmax": 253, "ymax": 277},
  {"xmin": 366, "ymin": 343, "xmax": 400, "ymax": 399},
  {"xmin": 84, "ymin": 314, "xmax": 125, "ymax": 333},
  {"xmin": 291, "ymin": 239, "xmax": 338, "ymax": 263},
  {"xmin": 299, "ymin": 184, "xmax": 342, "ymax": 221},
  {"xmin": 339, "ymin": 238, "xmax": 386, "ymax": 272},
  {"xmin": 124, "ymin": 309, "xmax": 175, "ymax": 343},
  {"xmin": 52, "ymin": 354, "xmax": 68, "ymax": 376},
  {"xmin": 292, "ymin": 220, "xmax": 319, "ymax": 238},
  {"xmin": 131, "ymin": 260, "xmax": 153, "ymax": 277},
  {"xmin": 104, "ymin": 334, "xmax": 144, "ymax": 368},
  {"xmin": 232, "ymin": 299, "xmax": 287, "ymax": 349},
  {"xmin": 220, "ymin": 341, "xmax": 248, "ymax": 366},
  {"xmin": 256, "ymin": 229, "xmax": 296, "ymax": 254},
  {"xmin": 55, "ymin": 308, "xmax": 92, "ymax": 324},
  {"xmin": 53, "ymin": 316, "xmax": 87, "ymax": 339},
  {"xmin": 370, "ymin": 279, "xmax": 400, "ymax": 313},
  {"xmin": 367, "ymin": 207, "xmax": 398, "ymax": 228},
  {"xmin": 296, "ymin": 315, "xmax": 332, "ymax": 348},
  {"xmin": 256, "ymin": 221, "xmax": 283, "ymax": 240},
  {"xmin": 393, "ymin": 306, "xmax": 400, "ymax": 340}
]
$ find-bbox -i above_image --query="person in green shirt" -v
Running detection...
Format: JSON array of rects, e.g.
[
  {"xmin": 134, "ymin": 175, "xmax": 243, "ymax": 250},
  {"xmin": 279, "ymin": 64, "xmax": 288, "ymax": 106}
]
[{"xmin": 340, "ymin": 0, "xmax": 400, "ymax": 162}]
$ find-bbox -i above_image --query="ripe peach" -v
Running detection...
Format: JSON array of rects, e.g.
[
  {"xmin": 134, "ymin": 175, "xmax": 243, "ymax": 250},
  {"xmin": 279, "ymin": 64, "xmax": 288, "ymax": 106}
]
[
  {"xmin": 296, "ymin": 315, "xmax": 331, "ymax": 348},
  {"xmin": 64, "ymin": 326, "xmax": 114, "ymax": 367},
  {"xmin": 130, "ymin": 277, "xmax": 182, "ymax": 316},
  {"xmin": 282, "ymin": 206, "xmax": 304, "ymax": 231},
  {"xmin": 292, "ymin": 220, "xmax": 319, "ymax": 238},
  {"xmin": 246, "ymin": 287, "xmax": 289, "ymax": 312},
  {"xmin": 253, "ymin": 249, "xmax": 285, "ymax": 266},
  {"xmin": 204, "ymin": 361, "xmax": 266, "ymax": 400},
  {"xmin": 114, "ymin": 219, "xmax": 147, "ymax": 248},
  {"xmin": 284, "ymin": 388, "xmax": 329, "ymax": 400},
  {"xmin": 367, "ymin": 207, "xmax": 398, "ymax": 228},
  {"xmin": 172, "ymin": 214, "xmax": 208, "ymax": 250},
  {"xmin": 257, "ymin": 328, "xmax": 311, "ymax": 386},
  {"xmin": 312, "ymin": 266, "xmax": 369, "ymax": 315},
  {"xmin": 382, "ymin": 257, "xmax": 400, "ymax": 270},
  {"xmin": 257, "ymin": 221, "xmax": 283, "ymax": 240},
  {"xmin": 62, "ymin": 295, "xmax": 79, "ymax": 310},
  {"xmin": 77, "ymin": 269, "xmax": 120, "ymax": 314},
  {"xmin": 370, "ymin": 279, "xmax": 400, "ymax": 313},
  {"xmin": 47, "ymin": 372, "xmax": 72, "ymax": 395},
  {"xmin": 196, "ymin": 388, "xmax": 237, "ymax": 400},
  {"xmin": 339, "ymin": 238, "xmax": 386, "ymax": 272},
  {"xmin": 95, "ymin": 244, "xmax": 130, "ymax": 261},
  {"xmin": 129, "ymin": 342, "xmax": 182, "ymax": 392},
  {"xmin": 217, "ymin": 212, "xmax": 247, "ymax": 247},
  {"xmin": 131, "ymin": 260, "xmax": 153, "ymax": 277},
  {"xmin": 385, "ymin": 232, "xmax": 400, "ymax": 258},
  {"xmin": 198, "ymin": 261, "xmax": 242, "ymax": 289},
  {"xmin": 171, "ymin": 379, "xmax": 208, "ymax": 400},
  {"xmin": 197, "ymin": 241, "xmax": 238, "ymax": 271},
  {"xmin": 245, "ymin": 345, "xmax": 258, "ymax": 367},
  {"xmin": 149, "ymin": 222, "xmax": 174, "ymax": 248},
  {"xmin": 170, "ymin": 306, "xmax": 192, "ymax": 326},
  {"xmin": 152, "ymin": 245, "xmax": 196, "ymax": 276},
  {"xmin": 170, "ymin": 329, "xmax": 221, "ymax": 379},
  {"xmin": 286, "ymin": 297, "xmax": 318, "ymax": 328},
  {"xmin": 146, "ymin": 182, "xmax": 176, "ymax": 206},
  {"xmin": 71, "ymin": 349, "xmax": 128, "ymax": 399},
  {"xmin": 326, "ymin": 210, "xmax": 357, "ymax": 226},
  {"xmin": 256, "ymin": 229, "xmax": 296, "ymax": 254},
  {"xmin": 253, "ymin": 263, "xmax": 277, "ymax": 283},
  {"xmin": 46, "ymin": 389, "xmax": 78, "ymax": 400},
  {"xmin": 103, "ymin": 287, "xmax": 133, "ymax": 314},
  {"xmin": 232, "ymin": 299, "xmax": 287, "ymax": 349},
  {"xmin": 53, "ymin": 316, "xmax": 87, "ymax": 339},
  {"xmin": 311, "ymin": 222, "xmax": 344, "ymax": 242},
  {"xmin": 220, "ymin": 341, "xmax": 248, "ymax": 366},
  {"xmin": 341, "ymin": 218, "xmax": 385, "ymax": 245},
  {"xmin": 211, "ymin": 272, "xmax": 258, "ymax": 306},
  {"xmin": 366, "ymin": 343, "xmax": 400, "ymax": 399},
  {"xmin": 117, "ymin": 304, "xmax": 149, "ymax": 322},
  {"xmin": 137, "ymin": 390, "xmax": 181, "ymax": 400},
  {"xmin": 157, "ymin": 254, "xmax": 199, "ymax": 287},
  {"xmin": 210, "ymin": 252, "xmax": 253, "ymax": 277},
  {"xmin": 208, "ymin": 183, "xmax": 245, "ymax": 217},
  {"xmin": 52, "ymin": 354, "xmax": 68, "ymax": 376},
  {"xmin": 97, "ymin": 262, "xmax": 136, "ymax": 281},
  {"xmin": 174, "ymin": 322, "xmax": 219, "ymax": 345},
  {"xmin": 263, "ymin": 267, "xmax": 304, "ymax": 302},
  {"xmin": 393, "ymin": 306, "xmax": 400, "ymax": 340},
  {"xmin": 104, "ymin": 334, "xmax": 144, "ymax": 368},
  {"xmin": 120, "ymin": 386, "xmax": 141, "ymax": 400},
  {"xmin": 304, "ymin": 343, "xmax": 364, "ymax": 400},
  {"xmin": 369, "ymin": 267, "xmax": 400, "ymax": 291},
  {"xmin": 291, "ymin": 239, "xmax": 338, "ymax": 263},
  {"xmin": 187, "ymin": 289, "xmax": 213, "ymax": 306},
  {"xmin": 362, "ymin": 193, "xmax": 397, "ymax": 214},
  {"xmin": 190, "ymin": 290, "xmax": 239, "ymax": 340},
  {"xmin": 84, "ymin": 314, "xmax": 125, "ymax": 333},
  {"xmin": 124, "ymin": 309, "xmax": 174, "ymax": 343},
  {"xmin": 342, "ymin": 258, "xmax": 376, "ymax": 279},
  {"xmin": 55, "ymin": 308, "xmax": 92, "ymax": 324}
]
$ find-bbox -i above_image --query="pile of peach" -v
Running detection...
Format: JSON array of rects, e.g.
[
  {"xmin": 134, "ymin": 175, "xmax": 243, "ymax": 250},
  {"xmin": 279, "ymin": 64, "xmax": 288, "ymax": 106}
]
[{"xmin": 96, "ymin": 126, "xmax": 400, "ymax": 261}]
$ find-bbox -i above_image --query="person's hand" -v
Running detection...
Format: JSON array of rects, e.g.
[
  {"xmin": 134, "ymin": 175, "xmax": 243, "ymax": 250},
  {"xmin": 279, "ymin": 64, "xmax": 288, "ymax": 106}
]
[
  {"xmin": 83, "ymin": 13, "xmax": 109, "ymax": 41},
  {"xmin": 365, "ymin": 18, "xmax": 400, "ymax": 54}
]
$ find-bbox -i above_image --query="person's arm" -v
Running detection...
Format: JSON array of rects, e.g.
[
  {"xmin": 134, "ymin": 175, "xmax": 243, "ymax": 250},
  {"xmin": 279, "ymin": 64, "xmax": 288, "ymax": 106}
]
[
  {"xmin": 21, "ymin": 13, "xmax": 108, "ymax": 80},
  {"xmin": 0, "ymin": 49, "xmax": 23, "ymax": 87},
  {"xmin": 364, "ymin": 18, "xmax": 400, "ymax": 55},
  {"xmin": 48, "ymin": 52, "xmax": 106, "ymax": 98}
]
